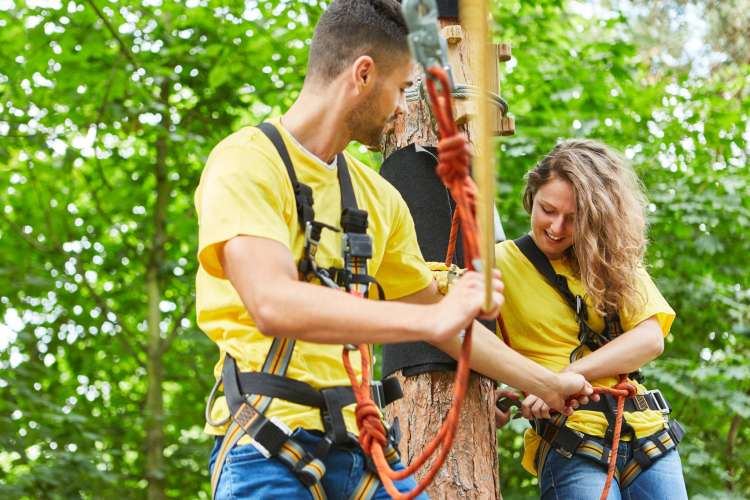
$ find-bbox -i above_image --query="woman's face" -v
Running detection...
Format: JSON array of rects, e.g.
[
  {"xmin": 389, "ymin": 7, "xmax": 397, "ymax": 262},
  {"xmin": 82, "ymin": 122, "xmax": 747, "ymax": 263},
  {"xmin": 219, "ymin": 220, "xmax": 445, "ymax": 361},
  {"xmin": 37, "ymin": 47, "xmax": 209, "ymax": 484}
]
[{"xmin": 530, "ymin": 175, "xmax": 576, "ymax": 260}]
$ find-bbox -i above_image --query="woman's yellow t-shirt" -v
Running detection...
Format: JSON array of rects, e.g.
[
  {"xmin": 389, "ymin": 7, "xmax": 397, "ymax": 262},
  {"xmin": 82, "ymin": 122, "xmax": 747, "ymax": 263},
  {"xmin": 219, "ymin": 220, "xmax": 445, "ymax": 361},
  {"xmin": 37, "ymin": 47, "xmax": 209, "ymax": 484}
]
[
  {"xmin": 495, "ymin": 239, "xmax": 676, "ymax": 475},
  {"xmin": 195, "ymin": 119, "xmax": 433, "ymax": 439}
]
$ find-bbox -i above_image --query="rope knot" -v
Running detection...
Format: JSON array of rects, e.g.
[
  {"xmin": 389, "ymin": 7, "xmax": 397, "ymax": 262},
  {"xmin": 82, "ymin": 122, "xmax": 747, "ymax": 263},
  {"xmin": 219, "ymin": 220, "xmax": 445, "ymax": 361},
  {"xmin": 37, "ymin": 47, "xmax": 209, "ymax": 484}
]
[
  {"xmin": 436, "ymin": 134, "xmax": 470, "ymax": 187},
  {"xmin": 354, "ymin": 400, "xmax": 387, "ymax": 453},
  {"xmin": 615, "ymin": 379, "xmax": 637, "ymax": 398}
]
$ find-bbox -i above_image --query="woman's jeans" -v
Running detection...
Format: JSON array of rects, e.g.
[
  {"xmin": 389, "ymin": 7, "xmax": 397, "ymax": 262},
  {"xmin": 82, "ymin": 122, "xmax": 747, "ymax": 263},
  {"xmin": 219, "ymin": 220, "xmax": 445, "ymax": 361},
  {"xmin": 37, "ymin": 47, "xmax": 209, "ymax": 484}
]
[
  {"xmin": 540, "ymin": 439, "xmax": 688, "ymax": 500},
  {"xmin": 209, "ymin": 428, "xmax": 429, "ymax": 499}
]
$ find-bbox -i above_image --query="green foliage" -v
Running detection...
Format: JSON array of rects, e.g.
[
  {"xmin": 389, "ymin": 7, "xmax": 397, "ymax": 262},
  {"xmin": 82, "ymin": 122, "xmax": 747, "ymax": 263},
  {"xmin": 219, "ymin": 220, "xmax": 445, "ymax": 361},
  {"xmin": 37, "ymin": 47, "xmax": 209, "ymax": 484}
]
[
  {"xmin": 1, "ymin": 0, "xmax": 322, "ymax": 497},
  {"xmin": 1, "ymin": 0, "xmax": 747, "ymax": 498},
  {"xmin": 491, "ymin": 1, "xmax": 749, "ymax": 498}
]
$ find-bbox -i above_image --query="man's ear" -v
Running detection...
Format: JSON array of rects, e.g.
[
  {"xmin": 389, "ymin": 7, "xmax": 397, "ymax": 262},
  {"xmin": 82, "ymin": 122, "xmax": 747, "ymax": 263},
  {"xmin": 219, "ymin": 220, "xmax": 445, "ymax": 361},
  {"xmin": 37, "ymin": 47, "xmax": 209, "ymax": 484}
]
[{"xmin": 351, "ymin": 55, "xmax": 375, "ymax": 92}]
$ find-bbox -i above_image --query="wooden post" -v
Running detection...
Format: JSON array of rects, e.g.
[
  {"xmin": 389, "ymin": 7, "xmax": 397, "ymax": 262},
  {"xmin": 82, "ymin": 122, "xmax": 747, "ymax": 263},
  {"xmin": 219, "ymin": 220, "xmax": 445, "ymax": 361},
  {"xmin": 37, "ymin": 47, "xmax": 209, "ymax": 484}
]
[{"xmin": 379, "ymin": 13, "xmax": 514, "ymax": 499}]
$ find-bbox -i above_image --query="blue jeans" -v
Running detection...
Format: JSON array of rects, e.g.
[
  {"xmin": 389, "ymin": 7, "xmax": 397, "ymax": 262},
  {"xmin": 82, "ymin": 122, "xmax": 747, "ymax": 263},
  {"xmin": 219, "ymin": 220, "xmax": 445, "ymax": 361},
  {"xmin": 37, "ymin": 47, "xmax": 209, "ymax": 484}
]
[
  {"xmin": 209, "ymin": 429, "xmax": 429, "ymax": 499},
  {"xmin": 539, "ymin": 440, "xmax": 688, "ymax": 500}
]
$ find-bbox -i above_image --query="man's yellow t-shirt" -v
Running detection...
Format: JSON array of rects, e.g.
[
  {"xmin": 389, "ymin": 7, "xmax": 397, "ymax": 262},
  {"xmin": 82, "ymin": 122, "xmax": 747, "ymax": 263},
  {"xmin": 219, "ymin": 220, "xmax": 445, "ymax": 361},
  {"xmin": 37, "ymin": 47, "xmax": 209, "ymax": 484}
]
[
  {"xmin": 495, "ymin": 239, "xmax": 676, "ymax": 475},
  {"xmin": 195, "ymin": 119, "xmax": 433, "ymax": 438}
]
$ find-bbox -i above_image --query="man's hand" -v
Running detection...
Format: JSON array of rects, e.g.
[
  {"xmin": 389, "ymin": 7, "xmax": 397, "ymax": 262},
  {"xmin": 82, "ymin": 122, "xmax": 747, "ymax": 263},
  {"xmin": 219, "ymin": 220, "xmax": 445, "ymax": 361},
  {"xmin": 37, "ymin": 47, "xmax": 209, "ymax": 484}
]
[
  {"xmin": 494, "ymin": 387, "xmax": 521, "ymax": 428},
  {"xmin": 428, "ymin": 269, "xmax": 504, "ymax": 343},
  {"xmin": 536, "ymin": 371, "xmax": 597, "ymax": 416}
]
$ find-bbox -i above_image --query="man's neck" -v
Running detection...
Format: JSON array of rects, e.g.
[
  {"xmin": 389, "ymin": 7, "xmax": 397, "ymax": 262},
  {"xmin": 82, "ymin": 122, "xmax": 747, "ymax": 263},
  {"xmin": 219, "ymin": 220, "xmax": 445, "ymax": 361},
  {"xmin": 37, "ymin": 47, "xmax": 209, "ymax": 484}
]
[{"xmin": 281, "ymin": 82, "xmax": 352, "ymax": 164}]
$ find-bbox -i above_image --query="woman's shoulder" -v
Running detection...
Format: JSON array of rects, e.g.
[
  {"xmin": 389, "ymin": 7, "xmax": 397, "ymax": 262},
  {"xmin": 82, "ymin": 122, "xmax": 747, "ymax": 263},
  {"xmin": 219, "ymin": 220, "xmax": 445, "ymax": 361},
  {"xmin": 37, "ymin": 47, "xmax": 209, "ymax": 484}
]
[
  {"xmin": 495, "ymin": 237, "xmax": 527, "ymax": 265},
  {"xmin": 495, "ymin": 238, "xmax": 518, "ymax": 258}
]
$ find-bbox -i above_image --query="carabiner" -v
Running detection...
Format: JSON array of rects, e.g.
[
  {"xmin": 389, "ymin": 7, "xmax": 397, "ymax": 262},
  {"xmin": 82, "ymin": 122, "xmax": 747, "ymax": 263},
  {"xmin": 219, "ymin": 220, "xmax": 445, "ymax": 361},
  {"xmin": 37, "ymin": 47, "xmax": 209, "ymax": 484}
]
[{"xmin": 401, "ymin": 0, "xmax": 454, "ymax": 91}]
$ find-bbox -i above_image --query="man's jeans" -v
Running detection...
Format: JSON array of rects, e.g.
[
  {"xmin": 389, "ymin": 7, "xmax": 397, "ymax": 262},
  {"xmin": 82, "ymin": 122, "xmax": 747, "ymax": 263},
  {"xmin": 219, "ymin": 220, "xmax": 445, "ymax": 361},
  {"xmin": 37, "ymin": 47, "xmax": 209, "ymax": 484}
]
[
  {"xmin": 209, "ymin": 428, "xmax": 429, "ymax": 499},
  {"xmin": 539, "ymin": 440, "xmax": 688, "ymax": 500}
]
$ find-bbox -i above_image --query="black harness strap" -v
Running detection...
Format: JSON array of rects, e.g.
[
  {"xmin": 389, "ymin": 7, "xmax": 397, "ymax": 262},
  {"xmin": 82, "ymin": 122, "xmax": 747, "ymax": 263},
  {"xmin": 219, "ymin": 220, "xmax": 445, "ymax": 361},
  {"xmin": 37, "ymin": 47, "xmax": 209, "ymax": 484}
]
[
  {"xmin": 229, "ymin": 370, "xmax": 404, "ymax": 412},
  {"xmin": 337, "ymin": 153, "xmax": 358, "ymax": 211},
  {"xmin": 514, "ymin": 234, "xmax": 625, "ymax": 360},
  {"xmin": 258, "ymin": 121, "xmax": 351, "ymax": 225},
  {"xmin": 514, "ymin": 234, "xmax": 581, "ymax": 316}
]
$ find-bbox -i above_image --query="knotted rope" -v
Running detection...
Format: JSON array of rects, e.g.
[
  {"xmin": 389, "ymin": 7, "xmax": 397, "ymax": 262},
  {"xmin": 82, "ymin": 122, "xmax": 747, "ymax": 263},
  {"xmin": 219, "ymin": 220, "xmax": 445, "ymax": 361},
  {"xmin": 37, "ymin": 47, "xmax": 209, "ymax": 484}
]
[
  {"xmin": 591, "ymin": 375, "xmax": 637, "ymax": 500},
  {"xmin": 342, "ymin": 65, "xmax": 480, "ymax": 499}
]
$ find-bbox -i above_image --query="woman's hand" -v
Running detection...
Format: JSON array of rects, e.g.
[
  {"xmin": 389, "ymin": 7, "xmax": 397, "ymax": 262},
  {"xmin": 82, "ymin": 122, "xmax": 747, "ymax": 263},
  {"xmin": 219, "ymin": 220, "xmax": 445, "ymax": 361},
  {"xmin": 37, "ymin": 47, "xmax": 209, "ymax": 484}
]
[
  {"xmin": 520, "ymin": 394, "xmax": 552, "ymax": 420},
  {"xmin": 494, "ymin": 388, "xmax": 521, "ymax": 427}
]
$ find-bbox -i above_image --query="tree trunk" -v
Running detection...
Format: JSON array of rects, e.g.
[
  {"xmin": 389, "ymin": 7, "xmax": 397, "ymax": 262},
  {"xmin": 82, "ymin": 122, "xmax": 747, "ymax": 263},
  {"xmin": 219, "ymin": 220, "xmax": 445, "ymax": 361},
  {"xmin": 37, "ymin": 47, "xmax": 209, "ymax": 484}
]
[
  {"xmin": 144, "ymin": 80, "xmax": 171, "ymax": 500},
  {"xmin": 386, "ymin": 371, "xmax": 499, "ymax": 499},
  {"xmin": 380, "ymin": 17, "xmax": 506, "ymax": 500}
]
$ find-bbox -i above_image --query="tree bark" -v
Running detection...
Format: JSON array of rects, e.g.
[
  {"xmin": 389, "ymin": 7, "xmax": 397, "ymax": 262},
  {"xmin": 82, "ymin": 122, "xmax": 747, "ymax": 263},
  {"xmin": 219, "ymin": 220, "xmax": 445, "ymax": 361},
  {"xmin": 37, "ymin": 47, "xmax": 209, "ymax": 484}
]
[
  {"xmin": 144, "ymin": 80, "xmax": 171, "ymax": 500},
  {"xmin": 380, "ymin": 18, "xmax": 504, "ymax": 500}
]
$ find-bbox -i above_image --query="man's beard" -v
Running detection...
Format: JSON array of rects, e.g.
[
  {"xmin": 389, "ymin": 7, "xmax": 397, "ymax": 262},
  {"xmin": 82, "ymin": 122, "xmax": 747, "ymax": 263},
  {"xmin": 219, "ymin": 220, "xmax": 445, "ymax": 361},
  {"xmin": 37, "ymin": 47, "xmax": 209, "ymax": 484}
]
[{"xmin": 346, "ymin": 98, "xmax": 390, "ymax": 148}]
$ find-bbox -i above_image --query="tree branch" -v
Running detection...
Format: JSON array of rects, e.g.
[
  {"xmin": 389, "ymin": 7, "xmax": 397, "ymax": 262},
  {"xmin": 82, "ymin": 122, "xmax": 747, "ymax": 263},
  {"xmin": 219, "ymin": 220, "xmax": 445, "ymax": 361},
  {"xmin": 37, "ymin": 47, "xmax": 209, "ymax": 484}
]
[
  {"xmin": 159, "ymin": 296, "xmax": 195, "ymax": 356},
  {"xmin": 79, "ymin": 276, "xmax": 147, "ymax": 368},
  {"xmin": 83, "ymin": 0, "xmax": 140, "ymax": 69},
  {"xmin": 0, "ymin": 213, "xmax": 55, "ymax": 253}
]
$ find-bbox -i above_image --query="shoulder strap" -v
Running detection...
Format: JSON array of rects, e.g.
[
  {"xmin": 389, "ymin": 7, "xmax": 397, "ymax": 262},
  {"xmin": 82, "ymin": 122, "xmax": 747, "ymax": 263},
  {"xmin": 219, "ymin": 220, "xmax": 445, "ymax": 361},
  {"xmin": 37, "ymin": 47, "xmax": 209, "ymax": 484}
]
[
  {"xmin": 257, "ymin": 122, "xmax": 361, "ymax": 223},
  {"xmin": 336, "ymin": 153, "xmax": 359, "ymax": 210},
  {"xmin": 256, "ymin": 122, "xmax": 315, "ymax": 228},
  {"xmin": 514, "ymin": 235, "xmax": 630, "ymax": 359},
  {"xmin": 514, "ymin": 234, "xmax": 585, "ymax": 320}
]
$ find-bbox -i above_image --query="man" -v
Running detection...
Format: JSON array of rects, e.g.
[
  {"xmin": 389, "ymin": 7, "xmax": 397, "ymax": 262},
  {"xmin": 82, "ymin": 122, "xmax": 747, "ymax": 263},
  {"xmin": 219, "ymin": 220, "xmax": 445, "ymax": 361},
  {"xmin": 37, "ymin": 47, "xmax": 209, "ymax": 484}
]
[{"xmin": 196, "ymin": 1, "xmax": 593, "ymax": 497}]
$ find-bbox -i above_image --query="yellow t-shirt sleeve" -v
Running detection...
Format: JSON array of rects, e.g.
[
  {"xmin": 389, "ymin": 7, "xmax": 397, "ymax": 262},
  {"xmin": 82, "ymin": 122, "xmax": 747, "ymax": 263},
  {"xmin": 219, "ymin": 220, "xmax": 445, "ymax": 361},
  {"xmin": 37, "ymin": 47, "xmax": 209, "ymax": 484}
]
[
  {"xmin": 621, "ymin": 267, "xmax": 676, "ymax": 336},
  {"xmin": 196, "ymin": 145, "xmax": 291, "ymax": 279},
  {"xmin": 375, "ymin": 194, "xmax": 433, "ymax": 300}
]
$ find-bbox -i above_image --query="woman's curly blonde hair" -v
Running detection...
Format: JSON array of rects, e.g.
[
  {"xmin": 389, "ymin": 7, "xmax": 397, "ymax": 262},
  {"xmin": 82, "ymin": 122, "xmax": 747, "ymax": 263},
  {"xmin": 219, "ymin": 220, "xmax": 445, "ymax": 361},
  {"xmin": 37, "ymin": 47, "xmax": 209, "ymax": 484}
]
[{"xmin": 522, "ymin": 140, "xmax": 647, "ymax": 317}]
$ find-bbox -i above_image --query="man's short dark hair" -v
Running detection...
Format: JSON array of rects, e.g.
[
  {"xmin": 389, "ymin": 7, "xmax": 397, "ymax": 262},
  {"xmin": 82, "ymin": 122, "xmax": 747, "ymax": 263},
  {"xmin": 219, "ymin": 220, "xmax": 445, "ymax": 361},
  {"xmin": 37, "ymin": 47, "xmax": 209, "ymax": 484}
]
[{"xmin": 307, "ymin": 0, "xmax": 410, "ymax": 83}]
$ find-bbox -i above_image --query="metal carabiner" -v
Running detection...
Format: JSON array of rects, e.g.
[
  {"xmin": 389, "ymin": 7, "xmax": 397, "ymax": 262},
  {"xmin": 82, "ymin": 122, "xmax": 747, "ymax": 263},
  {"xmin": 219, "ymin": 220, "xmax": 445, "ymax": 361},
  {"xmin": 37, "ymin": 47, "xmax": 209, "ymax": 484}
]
[{"xmin": 401, "ymin": 0, "xmax": 454, "ymax": 90}]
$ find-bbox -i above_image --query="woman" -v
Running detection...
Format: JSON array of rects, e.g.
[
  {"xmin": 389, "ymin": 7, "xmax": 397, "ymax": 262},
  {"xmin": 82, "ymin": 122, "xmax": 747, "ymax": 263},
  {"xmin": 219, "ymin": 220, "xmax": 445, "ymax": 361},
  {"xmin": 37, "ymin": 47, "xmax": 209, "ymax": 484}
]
[{"xmin": 494, "ymin": 140, "xmax": 688, "ymax": 499}]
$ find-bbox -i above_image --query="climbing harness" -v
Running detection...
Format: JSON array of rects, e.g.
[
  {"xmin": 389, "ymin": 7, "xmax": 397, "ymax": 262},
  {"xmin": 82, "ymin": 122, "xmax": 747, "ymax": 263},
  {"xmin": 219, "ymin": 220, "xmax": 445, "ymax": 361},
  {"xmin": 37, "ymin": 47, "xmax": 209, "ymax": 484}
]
[
  {"xmin": 207, "ymin": 122, "xmax": 403, "ymax": 499},
  {"xmin": 501, "ymin": 235, "xmax": 685, "ymax": 499}
]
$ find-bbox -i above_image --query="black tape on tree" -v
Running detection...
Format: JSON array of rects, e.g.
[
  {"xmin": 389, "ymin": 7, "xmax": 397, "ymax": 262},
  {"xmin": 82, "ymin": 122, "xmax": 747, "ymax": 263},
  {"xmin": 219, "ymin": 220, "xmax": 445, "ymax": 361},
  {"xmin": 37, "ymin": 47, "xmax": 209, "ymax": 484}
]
[
  {"xmin": 436, "ymin": 0, "xmax": 458, "ymax": 18},
  {"xmin": 380, "ymin": 144, "xmax": 494, "ymax": 378}
]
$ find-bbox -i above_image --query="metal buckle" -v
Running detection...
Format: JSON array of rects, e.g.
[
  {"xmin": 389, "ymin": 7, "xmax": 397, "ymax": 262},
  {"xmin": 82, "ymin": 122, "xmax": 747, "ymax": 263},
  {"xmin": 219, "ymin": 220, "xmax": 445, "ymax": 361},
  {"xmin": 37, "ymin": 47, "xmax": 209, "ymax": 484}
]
[
  {"xmin": 647, "ymin": 390, "xmax": 671, "ymax": 414},
  {"xmin": 634, "ymin": 394, "xmax": 649, "ymax": 411},
  {"xmin": 370, "ymin": 381, "xmax": 385, "ymax": 409}
]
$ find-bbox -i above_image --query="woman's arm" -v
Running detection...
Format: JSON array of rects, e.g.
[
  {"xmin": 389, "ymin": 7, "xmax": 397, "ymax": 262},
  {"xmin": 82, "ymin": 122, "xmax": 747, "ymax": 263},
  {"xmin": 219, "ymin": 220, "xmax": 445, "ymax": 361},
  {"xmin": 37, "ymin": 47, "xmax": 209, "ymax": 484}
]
[{"xmin": 563, "ymin": 316, "xmax": 664, "ymax": 380}]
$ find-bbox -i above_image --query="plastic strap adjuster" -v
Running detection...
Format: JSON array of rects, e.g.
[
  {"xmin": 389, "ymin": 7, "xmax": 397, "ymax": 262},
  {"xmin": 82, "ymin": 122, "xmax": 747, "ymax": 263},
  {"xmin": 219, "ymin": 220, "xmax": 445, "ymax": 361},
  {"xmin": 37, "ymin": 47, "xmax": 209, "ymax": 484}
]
[{"xmin": 251, "ymin": 416, "xmax": 292, "ymax": 458}]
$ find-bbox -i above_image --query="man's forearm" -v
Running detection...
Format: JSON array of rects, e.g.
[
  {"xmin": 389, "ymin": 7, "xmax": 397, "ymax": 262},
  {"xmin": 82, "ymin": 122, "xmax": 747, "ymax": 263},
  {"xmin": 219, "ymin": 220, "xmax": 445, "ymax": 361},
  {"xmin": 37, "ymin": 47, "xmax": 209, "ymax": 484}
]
[{"xmin": 250, "ymin": 278, "xmax": 438, "ymax": 345}]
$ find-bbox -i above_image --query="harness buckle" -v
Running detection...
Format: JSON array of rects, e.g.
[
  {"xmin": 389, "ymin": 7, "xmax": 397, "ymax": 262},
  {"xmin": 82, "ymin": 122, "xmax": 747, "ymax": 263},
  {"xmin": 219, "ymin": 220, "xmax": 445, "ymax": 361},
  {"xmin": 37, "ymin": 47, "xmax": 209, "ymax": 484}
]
[
  {"xmin": 647, "ymin": 389, "xmax": 671, "ymax": 414},
  {"xmin": 370, "ymin": 381, "xmax": 385, "ymax": 410},
  {"xmin": 634, "ymin": 394, "xmax": 649, "ymax": 411}
]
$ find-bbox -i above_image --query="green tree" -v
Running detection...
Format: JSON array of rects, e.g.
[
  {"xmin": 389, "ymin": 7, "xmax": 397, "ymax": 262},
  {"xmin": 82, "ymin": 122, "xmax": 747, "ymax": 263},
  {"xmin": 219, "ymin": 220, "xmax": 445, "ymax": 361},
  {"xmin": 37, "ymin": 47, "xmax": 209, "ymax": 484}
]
[
  {"xmin": 1, "ymin": 0, "xmax": 320, "ymax": 498},
  {"xmin": 1, "ymin": 0, "xmax": 747, "ymax": 498}
]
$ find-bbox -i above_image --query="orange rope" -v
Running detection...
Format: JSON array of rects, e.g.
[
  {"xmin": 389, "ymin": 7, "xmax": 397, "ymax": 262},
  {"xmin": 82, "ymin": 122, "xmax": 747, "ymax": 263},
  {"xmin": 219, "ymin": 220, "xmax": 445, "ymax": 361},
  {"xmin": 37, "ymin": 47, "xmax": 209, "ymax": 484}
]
[
  {"xmin": 342, "ymin": 66, "xmax": 480, "ymax": 499},
  {"xmin": 591, "ymin": 375, "xmax": 637, "ymax": 500}
]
